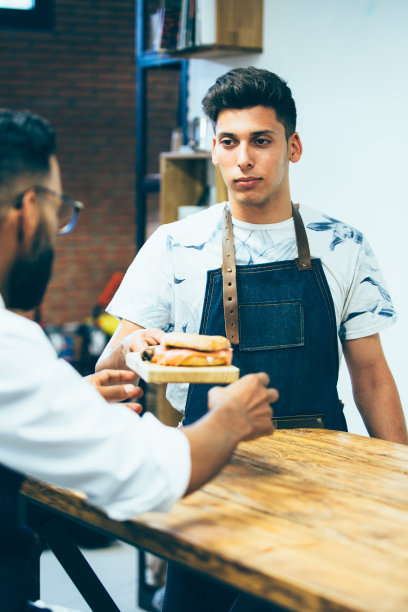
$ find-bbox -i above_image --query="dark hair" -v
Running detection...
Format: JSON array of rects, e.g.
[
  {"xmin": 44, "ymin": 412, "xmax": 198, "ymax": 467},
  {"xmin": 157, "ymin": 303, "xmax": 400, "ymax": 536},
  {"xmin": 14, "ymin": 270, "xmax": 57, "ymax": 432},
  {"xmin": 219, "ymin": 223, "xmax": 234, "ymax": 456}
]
[
  {"xmin": 202, "ymin": 67, "xmax": 297, "ymax": 140},
  {"xmin": 0, "ymin": 109, "xmax": 56, "ymax": 210}
]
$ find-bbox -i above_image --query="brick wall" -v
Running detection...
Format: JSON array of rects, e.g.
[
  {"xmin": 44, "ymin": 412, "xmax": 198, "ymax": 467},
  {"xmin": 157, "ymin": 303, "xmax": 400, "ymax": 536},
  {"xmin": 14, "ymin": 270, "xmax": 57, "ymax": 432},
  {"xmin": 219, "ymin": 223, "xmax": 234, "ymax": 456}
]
[{"xmin": 0, "ymin": 0, "xmax": 161, "ymax": 326}]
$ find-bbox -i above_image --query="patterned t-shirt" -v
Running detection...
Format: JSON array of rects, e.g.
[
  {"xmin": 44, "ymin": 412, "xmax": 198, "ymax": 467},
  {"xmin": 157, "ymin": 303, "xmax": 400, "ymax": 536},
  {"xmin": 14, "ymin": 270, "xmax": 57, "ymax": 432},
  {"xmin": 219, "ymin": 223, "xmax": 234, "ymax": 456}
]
[{"xmin": 107, "ymin": 203, "xmax": 397, "ymax": 413}]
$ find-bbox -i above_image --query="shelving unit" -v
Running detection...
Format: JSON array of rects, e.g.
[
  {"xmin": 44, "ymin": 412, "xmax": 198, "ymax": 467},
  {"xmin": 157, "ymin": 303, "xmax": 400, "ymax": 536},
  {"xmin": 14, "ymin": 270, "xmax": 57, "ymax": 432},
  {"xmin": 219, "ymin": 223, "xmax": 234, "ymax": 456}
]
[{"xmin": 135, "ymin": 1, "xmax": 189, "ymax": 250}]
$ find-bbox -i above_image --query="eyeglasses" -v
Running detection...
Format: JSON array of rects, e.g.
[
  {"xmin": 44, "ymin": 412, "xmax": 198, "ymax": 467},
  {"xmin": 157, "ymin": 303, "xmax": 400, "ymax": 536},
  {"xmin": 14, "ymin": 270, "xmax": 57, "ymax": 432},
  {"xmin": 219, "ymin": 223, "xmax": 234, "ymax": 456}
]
[{"xmin": 14, "ymin": 186, "xmax": 84, "ymax": 236}]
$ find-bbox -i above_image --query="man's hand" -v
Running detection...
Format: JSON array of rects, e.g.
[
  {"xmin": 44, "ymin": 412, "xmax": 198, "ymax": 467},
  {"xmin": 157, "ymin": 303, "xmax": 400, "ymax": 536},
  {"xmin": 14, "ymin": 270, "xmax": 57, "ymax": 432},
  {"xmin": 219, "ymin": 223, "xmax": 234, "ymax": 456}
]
[
  {"xmin": 121, "ymin": 327, "xmax": 164, "ymax": 354},
  {"xmin": 95, "ymin": 320, "xmax": 163, "ymax": 372},
  {"xmin": 208, "ymin": 373, "xmax": 278, "ymax": 440},
  {"xmin": 85, "ymin": 369, "xmax": 144, "ymax": 413}
]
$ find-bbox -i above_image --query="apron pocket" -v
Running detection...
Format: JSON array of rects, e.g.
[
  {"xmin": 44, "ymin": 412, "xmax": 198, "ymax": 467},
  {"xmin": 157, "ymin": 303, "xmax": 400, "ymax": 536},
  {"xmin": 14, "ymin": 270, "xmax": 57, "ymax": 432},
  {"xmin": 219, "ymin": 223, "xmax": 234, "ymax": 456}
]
[{"xmin": 238, "ymin": 300, "xmax": 304, "ymax": 351}]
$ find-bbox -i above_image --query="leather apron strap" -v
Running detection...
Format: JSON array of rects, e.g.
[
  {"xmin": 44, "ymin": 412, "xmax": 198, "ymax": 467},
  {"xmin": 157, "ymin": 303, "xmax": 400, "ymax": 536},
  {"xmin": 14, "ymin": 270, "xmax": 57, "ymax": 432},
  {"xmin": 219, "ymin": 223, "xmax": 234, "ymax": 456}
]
[
  {"xmin": 222, "ymin": 203, "xmax": 312, "ymax": 344},
  {"xmin": 222, "ymin": 204, "xmax": 240, "ymax": 344},
  {"xmin": 292, "ymin": 202, "xmax": 313, "ymax": 271}
]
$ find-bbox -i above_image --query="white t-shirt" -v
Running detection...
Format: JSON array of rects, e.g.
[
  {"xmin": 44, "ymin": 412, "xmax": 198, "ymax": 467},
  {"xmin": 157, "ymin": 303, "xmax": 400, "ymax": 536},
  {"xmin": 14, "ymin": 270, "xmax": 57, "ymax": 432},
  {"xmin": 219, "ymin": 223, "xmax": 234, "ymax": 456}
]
[
  {"xmin": 0, "ymin": 295, "xmax": 191, "ymax": 520},
  {"xmin": 108, "ymin": 203, "xmax": 396, "ymax": 412}
]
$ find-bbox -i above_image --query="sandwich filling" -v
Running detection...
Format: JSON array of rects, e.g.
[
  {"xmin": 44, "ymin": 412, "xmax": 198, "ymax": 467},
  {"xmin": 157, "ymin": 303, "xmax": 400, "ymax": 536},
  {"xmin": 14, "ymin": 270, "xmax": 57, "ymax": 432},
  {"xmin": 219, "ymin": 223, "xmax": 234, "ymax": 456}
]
[{"xmin": 142, "ymin": 333, "xmax": 233, "ymax": 367}]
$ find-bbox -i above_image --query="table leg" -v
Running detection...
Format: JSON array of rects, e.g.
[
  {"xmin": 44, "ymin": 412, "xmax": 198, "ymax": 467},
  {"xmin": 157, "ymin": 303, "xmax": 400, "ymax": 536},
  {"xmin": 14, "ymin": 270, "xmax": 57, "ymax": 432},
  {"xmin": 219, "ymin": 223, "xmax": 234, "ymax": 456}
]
[{"xmin": 26, "ymin": 503, "xmax": 120, "ymax": 612}]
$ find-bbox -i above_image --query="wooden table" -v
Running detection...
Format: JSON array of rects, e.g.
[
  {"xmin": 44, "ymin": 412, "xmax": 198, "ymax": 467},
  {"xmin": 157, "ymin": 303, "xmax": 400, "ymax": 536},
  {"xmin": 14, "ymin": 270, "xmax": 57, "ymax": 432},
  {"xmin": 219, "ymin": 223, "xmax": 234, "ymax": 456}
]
[{"xmin": 20, "ymin": 429, "xmax": 408, "ymax": 612}]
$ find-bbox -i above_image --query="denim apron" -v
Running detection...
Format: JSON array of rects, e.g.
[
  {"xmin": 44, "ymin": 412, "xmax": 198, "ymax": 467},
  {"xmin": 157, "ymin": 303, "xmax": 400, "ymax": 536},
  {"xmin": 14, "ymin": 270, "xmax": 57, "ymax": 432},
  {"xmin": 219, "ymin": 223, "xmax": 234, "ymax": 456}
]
[
  {"xmin": 183, "ymin": 203, "xmax": 346, "ymax": 431},
  {"xmin": 163, "ymin": 204, "xmax": 346, "ymax": 612}
]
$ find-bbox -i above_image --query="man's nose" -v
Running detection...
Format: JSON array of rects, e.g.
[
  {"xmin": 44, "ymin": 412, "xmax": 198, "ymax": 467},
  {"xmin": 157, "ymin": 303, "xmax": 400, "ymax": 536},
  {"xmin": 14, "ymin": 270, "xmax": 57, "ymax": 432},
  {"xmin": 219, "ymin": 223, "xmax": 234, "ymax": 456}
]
[{"xmin": 236, "ymin": 143, "xmax": 254, "ymax": 169}]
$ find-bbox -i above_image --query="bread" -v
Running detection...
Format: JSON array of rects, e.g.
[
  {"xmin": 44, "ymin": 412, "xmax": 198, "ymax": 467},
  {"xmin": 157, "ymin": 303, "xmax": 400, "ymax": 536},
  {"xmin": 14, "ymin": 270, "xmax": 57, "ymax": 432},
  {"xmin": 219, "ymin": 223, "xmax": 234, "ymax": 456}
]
[{"xmin": 162, "ymin": 332, "xmax": 231, "ymax": 352}]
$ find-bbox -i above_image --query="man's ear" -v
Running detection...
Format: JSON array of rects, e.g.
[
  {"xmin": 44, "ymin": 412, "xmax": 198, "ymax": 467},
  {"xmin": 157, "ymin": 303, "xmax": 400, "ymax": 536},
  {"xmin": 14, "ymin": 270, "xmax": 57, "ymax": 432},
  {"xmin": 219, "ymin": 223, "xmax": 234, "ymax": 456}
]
[
  {"xmin": 211, "ymin": 137, "xmax": 219, "ymax": 166},
  {"xmin": 289, "ymin": 132, "xmax": 303, "ymax": 163},
  {"xmin": 18, "ymin": 189, "xmax": 40, "ymax": 247}
]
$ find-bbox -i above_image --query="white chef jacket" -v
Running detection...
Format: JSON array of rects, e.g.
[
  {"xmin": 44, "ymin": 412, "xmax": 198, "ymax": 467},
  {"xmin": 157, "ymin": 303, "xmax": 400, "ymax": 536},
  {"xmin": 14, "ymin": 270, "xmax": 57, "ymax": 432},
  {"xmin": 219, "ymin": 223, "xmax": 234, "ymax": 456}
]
[{"xmin": 0, "ymin": 294, "xmax": 191, "ymax": 520}]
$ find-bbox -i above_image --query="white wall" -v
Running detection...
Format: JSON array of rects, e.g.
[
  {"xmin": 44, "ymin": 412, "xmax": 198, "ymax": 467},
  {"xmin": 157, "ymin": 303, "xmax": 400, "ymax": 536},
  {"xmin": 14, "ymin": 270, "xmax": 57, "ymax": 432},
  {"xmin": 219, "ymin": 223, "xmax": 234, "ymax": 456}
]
[{"xmin": 187, "ymin": 0, "xmax": 408, "ymax": 436}]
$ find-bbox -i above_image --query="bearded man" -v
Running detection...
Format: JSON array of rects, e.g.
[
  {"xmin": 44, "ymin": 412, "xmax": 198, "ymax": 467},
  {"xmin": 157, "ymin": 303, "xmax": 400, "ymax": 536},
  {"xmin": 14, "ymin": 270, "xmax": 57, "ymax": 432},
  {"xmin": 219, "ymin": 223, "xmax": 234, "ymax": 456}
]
[{"xmin": 0, "ymin": 109, "xmax": 277, "ymax": 612}]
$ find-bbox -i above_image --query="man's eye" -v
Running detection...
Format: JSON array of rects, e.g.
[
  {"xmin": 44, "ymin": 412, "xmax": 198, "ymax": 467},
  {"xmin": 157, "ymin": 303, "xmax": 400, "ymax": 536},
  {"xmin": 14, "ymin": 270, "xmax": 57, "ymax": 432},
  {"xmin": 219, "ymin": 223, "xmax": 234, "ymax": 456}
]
[
  {"xmin": 255, "ymin": 138, "xmax": 271, "ymax": 146},
  {"xmin": 220, "ymin": 138, "xmax": 235, "ymax": 146}
]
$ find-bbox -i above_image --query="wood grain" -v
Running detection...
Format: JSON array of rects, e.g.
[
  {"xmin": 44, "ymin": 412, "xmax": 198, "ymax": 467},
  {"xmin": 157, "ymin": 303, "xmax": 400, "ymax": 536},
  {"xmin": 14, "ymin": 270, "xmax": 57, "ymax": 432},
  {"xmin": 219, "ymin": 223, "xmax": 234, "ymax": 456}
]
[
  {"xmin": 217, "ymin": 0, "xmax": 263, "ymax": 49},
  {"xmin": 159, "ymin": 152, "xmax": 227, "ymax": 224},
  {"xmin": 126, "ymin": 352, "xmax": 239, "ymax": 383},
  {"xmin": 21, "ymin": 430, "xmax": 408, "ymax": 612}
]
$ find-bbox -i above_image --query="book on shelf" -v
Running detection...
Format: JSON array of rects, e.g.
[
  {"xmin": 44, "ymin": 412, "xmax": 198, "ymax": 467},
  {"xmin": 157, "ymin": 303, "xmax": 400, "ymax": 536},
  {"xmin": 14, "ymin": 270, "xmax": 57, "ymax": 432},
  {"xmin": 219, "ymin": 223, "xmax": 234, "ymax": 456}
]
[
  {"xmin": 185, "ymin": 0, "xmax": 196, "ymax": 48},
  {"xmin": 177, "ymin": 0, "xmax": 193, "ymax": 49},
  {"xmin": 149, "ymin": 0, "xmax": 215, "ymax": 52},
  {"xmin": 195, "ymin": 0, "xmax": 215, "ymax": 46},
  {"xmin": 161, "ymin": 0, "xmax": 182, "ymax": 50},
  {"xmin": 149, "ymin": 0, "xmax": 182, "ymax": 51},
  {"xmin": 149, "ymin": 8, "xmax": 163, "ymax": 51}
]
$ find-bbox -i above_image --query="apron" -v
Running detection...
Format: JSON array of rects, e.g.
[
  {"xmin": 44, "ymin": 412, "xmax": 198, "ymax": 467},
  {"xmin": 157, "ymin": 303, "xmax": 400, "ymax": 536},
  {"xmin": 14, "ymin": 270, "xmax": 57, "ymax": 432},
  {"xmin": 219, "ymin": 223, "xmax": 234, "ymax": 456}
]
[
  {"xmin": 163, "ymin": 204, "xmax": 347, "ymax": 612},
  {"xmin": 184, "ymin": 203, "xmax": 347, "ymax": 431}
]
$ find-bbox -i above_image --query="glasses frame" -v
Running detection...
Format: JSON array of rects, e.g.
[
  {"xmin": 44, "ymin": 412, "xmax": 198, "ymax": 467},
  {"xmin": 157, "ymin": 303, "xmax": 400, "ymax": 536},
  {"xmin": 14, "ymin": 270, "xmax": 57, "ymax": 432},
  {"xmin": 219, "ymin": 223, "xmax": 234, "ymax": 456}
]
[{"xmin": 13, "ymin": 185, "xmax": 84, "ymax": 235}]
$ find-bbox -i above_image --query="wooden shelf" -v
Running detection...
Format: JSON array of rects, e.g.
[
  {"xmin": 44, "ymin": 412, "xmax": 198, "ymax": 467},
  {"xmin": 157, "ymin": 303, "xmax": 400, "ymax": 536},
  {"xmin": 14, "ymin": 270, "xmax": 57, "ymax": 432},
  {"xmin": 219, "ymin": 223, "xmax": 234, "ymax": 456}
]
[
  {"xmin": 165, "ymin": 44, "xmax": 262, "ymax": 60},
  {"xmin": 160, "ymin": 152, "xmax": 228, "ymax": 225},
  {"xmin": 160, "ymin": 151, "xmax": 211, "ymax": 160}
]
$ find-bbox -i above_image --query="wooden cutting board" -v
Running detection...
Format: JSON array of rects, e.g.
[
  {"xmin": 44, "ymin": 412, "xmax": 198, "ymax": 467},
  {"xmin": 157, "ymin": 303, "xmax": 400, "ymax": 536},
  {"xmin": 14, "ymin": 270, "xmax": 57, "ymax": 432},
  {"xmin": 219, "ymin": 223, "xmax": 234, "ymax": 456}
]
[{"xmin": 126, "ymin": 352, "xmax": 240, "ymax": 384}]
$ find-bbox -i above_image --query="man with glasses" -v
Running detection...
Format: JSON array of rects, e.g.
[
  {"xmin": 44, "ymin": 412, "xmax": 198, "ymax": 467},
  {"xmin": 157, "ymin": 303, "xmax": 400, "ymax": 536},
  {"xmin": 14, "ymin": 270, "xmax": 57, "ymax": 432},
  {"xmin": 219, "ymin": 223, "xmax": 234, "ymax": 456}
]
[{"xmin": 0, "ymin": 109, "xmax": 278, "ymax": 612}]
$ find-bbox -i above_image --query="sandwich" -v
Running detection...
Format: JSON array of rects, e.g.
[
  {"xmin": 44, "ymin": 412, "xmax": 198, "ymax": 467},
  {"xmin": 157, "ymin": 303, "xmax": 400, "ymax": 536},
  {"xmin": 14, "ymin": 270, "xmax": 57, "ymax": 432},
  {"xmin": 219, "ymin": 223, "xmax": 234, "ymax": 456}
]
[{"xmin": 142, "ymin": 332, "xmax": 233, "ymax": 367}]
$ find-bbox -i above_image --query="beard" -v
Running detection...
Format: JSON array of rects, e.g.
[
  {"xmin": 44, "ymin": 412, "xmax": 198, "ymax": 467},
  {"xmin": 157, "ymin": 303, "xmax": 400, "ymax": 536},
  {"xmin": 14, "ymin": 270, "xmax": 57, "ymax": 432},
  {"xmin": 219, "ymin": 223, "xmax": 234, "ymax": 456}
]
[
  {"xmin": 234, "ymin": 193, "xmax": 270, "ymax": 208},
  {"xmin": 237, "ymin": 197, "xmax": 266, "ymax": 207},
  {"xmin": 6, "ymin": 218, "xmax": 54, "ymax": 311}
]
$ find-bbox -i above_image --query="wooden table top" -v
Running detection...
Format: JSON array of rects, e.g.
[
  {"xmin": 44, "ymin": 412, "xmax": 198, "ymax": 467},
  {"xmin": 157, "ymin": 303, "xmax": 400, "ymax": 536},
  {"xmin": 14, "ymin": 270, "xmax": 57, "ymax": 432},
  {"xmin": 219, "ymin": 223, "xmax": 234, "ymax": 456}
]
[{"xmin": 21, "ymin": 429, "xmax": 408, "ymax": 612}]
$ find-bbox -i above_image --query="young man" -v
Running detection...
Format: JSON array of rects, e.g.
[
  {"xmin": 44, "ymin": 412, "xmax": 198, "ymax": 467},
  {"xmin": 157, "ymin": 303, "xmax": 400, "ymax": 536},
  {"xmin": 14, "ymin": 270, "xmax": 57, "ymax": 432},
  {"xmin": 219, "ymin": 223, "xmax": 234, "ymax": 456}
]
[
  {"xmin": 99, "ymin": 67, "xmax": 407, "ymax": 445},
  {"xmin": 0, "ymin": 109, "xmax": 277, "ymax": 612},
  {"xmin": 97, "ymin": 66, "xmax": 407, "ymax": 612}
]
